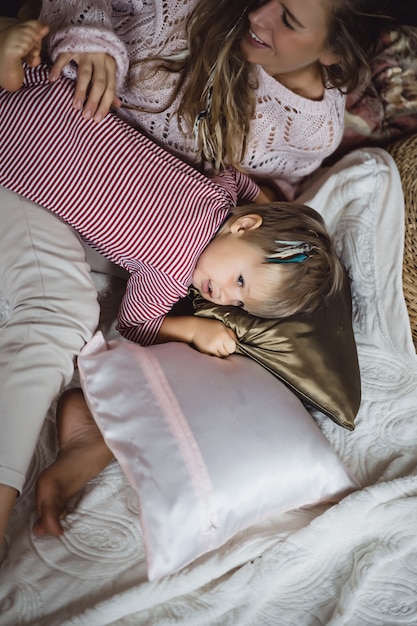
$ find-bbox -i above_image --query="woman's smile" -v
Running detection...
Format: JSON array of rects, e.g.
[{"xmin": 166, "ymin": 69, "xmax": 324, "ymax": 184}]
[{"xmin": 246, "ymin": 28, "xmax": 270, "ymax": 49}]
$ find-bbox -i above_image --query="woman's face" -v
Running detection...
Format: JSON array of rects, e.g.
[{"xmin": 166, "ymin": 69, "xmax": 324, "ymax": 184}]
[{"xmin": 240, "ymin": 0, "xmax": 338, "ymax": 79}]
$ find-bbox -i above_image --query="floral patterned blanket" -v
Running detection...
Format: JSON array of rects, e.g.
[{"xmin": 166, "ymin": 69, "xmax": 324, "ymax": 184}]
[{"xmin": 339, "ymin": 26, "xmax": 417, "ymax": 155}]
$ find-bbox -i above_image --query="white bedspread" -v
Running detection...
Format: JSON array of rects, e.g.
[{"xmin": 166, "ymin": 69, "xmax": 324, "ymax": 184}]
[{"xmin": 1, "ymin": 148, "xmax": 417, "ymax": 625}]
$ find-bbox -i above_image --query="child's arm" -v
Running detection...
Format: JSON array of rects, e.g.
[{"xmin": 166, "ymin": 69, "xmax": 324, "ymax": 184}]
[
  {"xmin": 211, "ymin": 167, "xmax": 283, "ymax": 205},
  {"xmin": 211, "ymin": 168, "xmax": 260, "ymax": 206},
  {"xmin": 211, "ymin": 167, "xmax": 286, "ymax": 206},
  {"xmin": 156, "ymin": 315, "xmax": 238, "ymax": 358}
]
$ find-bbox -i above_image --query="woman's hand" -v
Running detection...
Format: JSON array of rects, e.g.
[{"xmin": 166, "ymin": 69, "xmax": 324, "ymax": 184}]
[{"xmin": 49, "ymin": 51, "xmax": 121, "ymax": 122}]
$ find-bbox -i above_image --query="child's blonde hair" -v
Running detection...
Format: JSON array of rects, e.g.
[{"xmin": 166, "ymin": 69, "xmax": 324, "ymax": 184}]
[{"xmin": 228, "ymin": 202, "xmax": 344, "ymax": 319}]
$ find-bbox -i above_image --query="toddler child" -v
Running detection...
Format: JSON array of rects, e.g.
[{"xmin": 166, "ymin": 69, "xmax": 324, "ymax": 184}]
[
  {"xmin": 38, "ymin": 0, "xmax": 398, "ymax": 200},
  {"xmin": 0, "ymin": 63, "xmax": 343, "ymax": 355}
]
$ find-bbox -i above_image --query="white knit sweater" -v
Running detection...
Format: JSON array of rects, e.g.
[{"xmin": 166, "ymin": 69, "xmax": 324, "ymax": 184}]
[{"xmin": 40, "ymin": 0, "xmax": 346, "ymax": 199}]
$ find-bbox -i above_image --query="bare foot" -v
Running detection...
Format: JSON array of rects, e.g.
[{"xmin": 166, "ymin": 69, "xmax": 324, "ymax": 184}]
[
  {"xmin": 0, "ymin": 19, "xmax": 49, "ymax": 92},
  {"xmin": 0, "ymin": 483, "xmax": 18, "ymax": 553},
  {"xmin": 33, "ymin": 388, "xmax": 114, "ymax": 537}
]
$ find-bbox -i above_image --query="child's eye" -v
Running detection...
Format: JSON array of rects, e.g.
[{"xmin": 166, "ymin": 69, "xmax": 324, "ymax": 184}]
[
  {"xmin": 281, "ymin": 10, "xmax": 295, "ymax": 30},
  {"xmin": 237, "ymin": 275, "xmax": 244, "ymax": 288}
]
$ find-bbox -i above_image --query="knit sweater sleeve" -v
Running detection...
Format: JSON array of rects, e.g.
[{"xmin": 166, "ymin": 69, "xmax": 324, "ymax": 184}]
[{"xmin": 40, "ymin": 0, "xmax": 130, "ymax": 91}]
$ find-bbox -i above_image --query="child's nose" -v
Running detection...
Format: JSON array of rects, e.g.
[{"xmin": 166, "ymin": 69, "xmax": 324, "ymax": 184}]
[
  {"xmin": 219, "ymin": 289, "xmax": 231, "ymax": 305},
  {"xmin": 220, "ymin": 287, "xmax": 239, "ymax": 306}
]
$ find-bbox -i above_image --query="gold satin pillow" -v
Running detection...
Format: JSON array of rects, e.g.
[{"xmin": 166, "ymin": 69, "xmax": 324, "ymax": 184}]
[{"xmin": 190, "ymin": 270, "xmax": 360, "ymax": 430}]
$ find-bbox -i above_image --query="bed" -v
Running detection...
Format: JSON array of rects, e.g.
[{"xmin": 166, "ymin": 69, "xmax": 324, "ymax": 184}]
[{"xmin": 1, "ymin": 142, "xmax": 417, "ymax": 625}]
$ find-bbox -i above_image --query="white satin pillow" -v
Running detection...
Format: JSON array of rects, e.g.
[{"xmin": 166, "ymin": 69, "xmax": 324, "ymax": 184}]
[{"xmin": 78, "ymin": 332, "xmax": 358, "ymax": 581}]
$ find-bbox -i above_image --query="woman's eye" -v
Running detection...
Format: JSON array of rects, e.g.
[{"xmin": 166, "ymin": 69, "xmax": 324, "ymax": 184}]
[
  {"xmin": 237, "ymin": 275, "xmax": 244, "ymax": 288},
  {"xmin": 281, "ymin": 10, "xmax": 295, "ymax": 30}
]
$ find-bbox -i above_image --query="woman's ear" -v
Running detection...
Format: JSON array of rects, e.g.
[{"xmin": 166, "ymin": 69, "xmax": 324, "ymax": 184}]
[
  {"xmin": 230, "ymin": 214, "xmax": 263, "ymax": 233},
  {"xmin": 319, "ymin": 49, "xmax": 342, "ymax": 67}
]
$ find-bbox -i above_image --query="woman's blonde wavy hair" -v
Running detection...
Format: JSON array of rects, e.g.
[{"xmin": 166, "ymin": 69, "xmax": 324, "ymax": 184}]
[{"xmin": 141, "ymin": 0, "xmax": 398, "ymax": 172}]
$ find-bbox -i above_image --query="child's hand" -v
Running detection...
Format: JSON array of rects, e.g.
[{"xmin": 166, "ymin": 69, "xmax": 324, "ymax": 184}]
[
  {"xmin": 0, "ymin": 20, "xmax": 49, "ymax": 66},
  {"xmin": 49, "ymin": 51, "xmax": 121, "ymax": 123},
  {"xmin": 0, "ymin": 19, "xmax": 49, "ymax": 91},
  {"xmin": 190, "ymin": 318, "xmax": 237, "ymax": 357},
  {"xmin": 157, "ymin": 315, "xmax": 237, "ymax": 357}
]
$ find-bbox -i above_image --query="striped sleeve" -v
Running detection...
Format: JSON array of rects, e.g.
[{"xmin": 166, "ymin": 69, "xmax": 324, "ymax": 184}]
[
  {"xmin": 210, "ymin": 168, "xmax": 260, "ymax": 204},
  {"xmin": 118, "ymin": 267, "xmax": 188, "ymax": 345}
]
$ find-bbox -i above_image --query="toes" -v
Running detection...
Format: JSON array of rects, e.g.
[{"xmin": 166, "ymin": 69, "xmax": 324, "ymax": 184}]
[{"xmin": 33, "ymin": 501, "xmax": 66, "ymax": 537}]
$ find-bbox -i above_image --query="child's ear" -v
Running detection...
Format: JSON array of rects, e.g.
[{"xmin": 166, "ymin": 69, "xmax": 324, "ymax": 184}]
[{"xmin": 230, "ymin": 214, "xmax": 263, "ymax": 233}]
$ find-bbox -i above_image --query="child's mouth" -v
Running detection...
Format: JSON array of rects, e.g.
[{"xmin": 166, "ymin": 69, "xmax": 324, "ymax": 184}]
[
  {"xmin": 200, "ymin": 279, "xmax": 213, "ymax": 299},
  {"xmin": 203, "ymin": 279, "xmax": 214, "ymax": 299}
]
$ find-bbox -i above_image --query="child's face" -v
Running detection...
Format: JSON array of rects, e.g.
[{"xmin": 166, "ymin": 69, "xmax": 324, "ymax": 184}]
[
  {"xmin": 240, "ymin": 0, "xmax": 338, "ymax": 78},
  {"xmin": 192, "ymin": 232, "xmax": 267, "ymax": 309}
]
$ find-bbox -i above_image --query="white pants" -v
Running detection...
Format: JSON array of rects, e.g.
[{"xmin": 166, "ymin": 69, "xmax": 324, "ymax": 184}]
[{"xmin": 0, "ymin": 186, "xmax": 100, "ymax": 492}]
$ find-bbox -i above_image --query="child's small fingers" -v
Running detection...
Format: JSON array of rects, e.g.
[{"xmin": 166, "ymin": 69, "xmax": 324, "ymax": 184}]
[
  {"xmin": 25, "ymin": 51, "xmax": 42, "ymax": 68},
  {"xmin": 217, "ymin": 335, "xmax": 236, "ymax": 357},
  {"xmin": 225, "ymin": 340, "xmax": 237, "ymax": 355},
  {"xmin": 24, "ymin": 53, "xmax": 36, "ymax": 66},
  {"xmin": 30, "ymin": 20, "xmax": 48, "ymax": 33},
  {"xmin": 18, "ymin": 20, "xmax": 46, "ymax": 40},
  {"xmin": 225, "ymin": 327, "xmax": 238, "ymax": 342}
]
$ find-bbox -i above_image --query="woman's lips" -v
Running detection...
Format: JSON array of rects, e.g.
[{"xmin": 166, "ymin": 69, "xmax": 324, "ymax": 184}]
[{"xmin": 246, "ymin": 28, "xmax": 269, "ymax": 48}]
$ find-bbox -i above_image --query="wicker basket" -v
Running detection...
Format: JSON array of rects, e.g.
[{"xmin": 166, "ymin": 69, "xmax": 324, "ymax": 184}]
[{"xmin": 386, "ymin": 132, "xmax": 417, "ymax": 345}]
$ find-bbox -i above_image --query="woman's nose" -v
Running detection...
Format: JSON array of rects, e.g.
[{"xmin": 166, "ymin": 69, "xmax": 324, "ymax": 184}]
[{"xmin": 249, "ymin": 1, "xmax": 277, "ymax": 28}]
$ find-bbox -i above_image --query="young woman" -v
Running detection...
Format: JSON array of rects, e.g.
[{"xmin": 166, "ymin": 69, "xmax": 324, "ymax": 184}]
[{"xmin": 37, "ymin": 0, "xmax": 400, "ymax": 198}]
